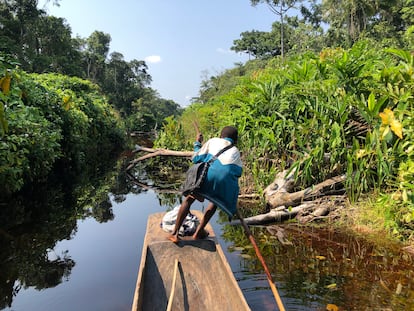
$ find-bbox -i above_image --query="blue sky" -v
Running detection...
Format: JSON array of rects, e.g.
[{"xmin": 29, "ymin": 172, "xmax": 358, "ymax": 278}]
[{"xmin": 40, "ymin": 0, "xmax": 278, "ymax": 106}]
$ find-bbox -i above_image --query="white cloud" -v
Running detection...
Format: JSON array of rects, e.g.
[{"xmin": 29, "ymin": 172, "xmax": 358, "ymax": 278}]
[{"xmin": 145, "ymin": 55, "xmax": 162, "ymax": 63}]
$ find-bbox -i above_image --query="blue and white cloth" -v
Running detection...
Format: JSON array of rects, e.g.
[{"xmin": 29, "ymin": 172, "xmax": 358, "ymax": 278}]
[
  {"xmin": 162, "ymin": 205, "xmax": 200, "ymax": 236},
  {"xmin": 192, "ymin": 137, "xmax": 243, "ymax": 219}
]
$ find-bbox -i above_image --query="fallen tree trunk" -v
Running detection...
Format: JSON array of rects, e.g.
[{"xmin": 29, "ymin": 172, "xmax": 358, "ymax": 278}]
[
  {"xmin": 232, "ymin": 203, "xmax": 316, "ymax": 225},
  {"xmin": 264, "ymin": 169, "xmax": 346, "ymax": 208},
  {"xmin": 234, "ymin": 195, "xmax": 346, "ymax": 225}
]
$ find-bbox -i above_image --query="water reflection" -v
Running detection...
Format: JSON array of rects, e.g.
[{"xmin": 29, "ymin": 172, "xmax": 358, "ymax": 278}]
[
  {"xmin": 0, "ymin": 153, "xmax": 126, "ymax": 309},
  {"xmin": 222, "ymin": 222, "xmax": 414, "ymax": 310}
]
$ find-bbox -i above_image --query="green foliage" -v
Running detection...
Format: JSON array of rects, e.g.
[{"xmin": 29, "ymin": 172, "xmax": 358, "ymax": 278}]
[
  {"xmin": 0, "ymin": 2, "xmax": 181, "ymax": 136},
  {"xmin": 156, "ymin": 41, "xmax": 413, "ymax": 238},
  {"xmin": 232, "ymin": 29, "xmax": 282, "ymax": 59},
  {"xmin": 126, "ymin": 89, "xmax": 182, "ymax": 133},
  {"xmin": 32, "ymin": 73, "xmax": 126, "ymax": 164},
  {"xmin": 358, "ymin": 192, "xmax": 414, "ymax": 240},
  {"xmin": 0, "ymin": 62, "xmax": 63, "ymax": 194},
  {"xmin": 0, "ymin": 61, "xmax": 126, "ymax": 196},
  {"xmin": 154, "ymin": 116, "xmax": 188, "ymax": 150}
]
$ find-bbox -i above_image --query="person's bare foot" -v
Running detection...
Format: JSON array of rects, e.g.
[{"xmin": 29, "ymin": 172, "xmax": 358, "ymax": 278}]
[
  {"xmin": 168, "ymin": 234, "xmax": 180, "ymax": 243},
  {"xmin": 192, "ymin": 229, "xmax": 209, "ymax": 240}
]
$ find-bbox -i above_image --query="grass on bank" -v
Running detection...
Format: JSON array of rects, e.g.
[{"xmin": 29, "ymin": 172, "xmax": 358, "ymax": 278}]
[{"xmin": 338, "ymin": 192, "xmax": 414, "ymax": 245}]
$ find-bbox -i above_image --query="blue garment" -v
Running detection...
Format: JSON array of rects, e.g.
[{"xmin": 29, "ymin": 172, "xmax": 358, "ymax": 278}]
[{"xmin": 192, "ymin": 137, "xmax": 243, "ymax": 218}]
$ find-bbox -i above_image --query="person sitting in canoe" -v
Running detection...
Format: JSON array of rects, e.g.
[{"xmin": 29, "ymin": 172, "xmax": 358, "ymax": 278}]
[{"xmin": 168, "ymin": 125, "xmax": 243, "ymax": 243}]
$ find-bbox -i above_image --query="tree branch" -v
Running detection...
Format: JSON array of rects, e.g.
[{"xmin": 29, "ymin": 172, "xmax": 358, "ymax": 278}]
[{"xmin": 126, "ymin": 145, "xmax": 193, "ymax": 171}]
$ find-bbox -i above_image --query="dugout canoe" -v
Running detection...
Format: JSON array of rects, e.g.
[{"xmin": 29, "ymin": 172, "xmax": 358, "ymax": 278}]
[{"xmin": 131, "ymin": 211, "xmax": 251, "ymax": 311}]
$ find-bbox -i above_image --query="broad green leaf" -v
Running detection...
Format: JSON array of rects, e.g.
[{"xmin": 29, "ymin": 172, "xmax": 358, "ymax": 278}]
[{"xmin": 367, "ymin": 92, "xmax": 376, "ymax": 112}]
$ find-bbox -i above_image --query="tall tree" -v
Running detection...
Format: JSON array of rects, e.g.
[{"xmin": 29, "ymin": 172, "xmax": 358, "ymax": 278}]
[
  {"xmin": 300, "ymin": 0, "xmax": 323, "ymax": 28},
  {"xmin": 0, "ymin": 0, "xmax": 80, "ymax": 74},
  {"xmin": 321, "ymin": 0, "xmax": 390, "ymax": 44},
  {"xmin": 84, "ymin": 31, "xmax": 111, "ymax": 82},
  {"xmin": 32, "ymin": 15, "xmax": 82, "ymax": 74},
  {"xmin": 127, "ymin": 87, "xmax": 181, "ymax": 132},
  {"xmin": 320, "ymin": 0, "xmax": 410, "ymax": 46},
  {"xmin": 285, "ymin": 16, "xmax": 325, "ymax": 53},
  {"xmin": 102, "ymin": 52, "xmax": 152, "ymax": 116},
  {"xmin": 232, "ymin": 29, "xmax": 281, "ymax": 59},
  {"xmin": 0, "ymin": 0, "xmax": 45, "ymax": 71},
  {"xmin": 250, "ymin": 0, "xmax": 303, "ymax": 59},
  {"xmin": 232, "ymin": 18, "xmax": 324, "ymax": 59}
]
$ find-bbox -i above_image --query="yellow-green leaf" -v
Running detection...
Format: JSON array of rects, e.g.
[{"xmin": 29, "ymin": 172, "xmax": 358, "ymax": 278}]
[
  {"xmin": 379, "ymin": 108, "xmax": 394, "ymax": 125},
  {"xmin": 402, "ymin": 190, "xmax": 408, "ymax": 202},
  {"xmin": 63, "ymin": 95, "xmax": 72, "ymax": 111},
  {"xmin": 381, "ymin": 126, "xmax": 390, "ymax": 139},
  {"xmin": 325, "ymin": 283, "xmax": 337, "ymax": 289},
  {"xmin": 0, "ymin": 75, "xmax": 11, "ymax": 95},
  {"xmin": 379, "ymin": 108, "xmax": 403, "ymax": 139},
  {"xmin": 390, "ymin": 119, "xmax": 403, "ymax": 139},
  {"xmin": 356, "ymin": 149, "xmax": 367, "ymax": 159},
  {"xmin": 396, "ymin": 283, "xmax": 403, "ymax": 295},
  {"xmin": 367, "ymin": 92, "xmax": 376, "ymax": 112},
  {"xmin": 326, "ymin": 303, "xmax": 339, "ymax": 311}
]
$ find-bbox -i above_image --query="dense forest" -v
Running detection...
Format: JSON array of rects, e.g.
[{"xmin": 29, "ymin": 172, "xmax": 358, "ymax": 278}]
[
  {"xmin": 1, "ymin": 0, "xmax": 413, "ymax": 240},
  {"xmin": 0, "ymin": 0, "xmax": 181, "ymax": 196}
]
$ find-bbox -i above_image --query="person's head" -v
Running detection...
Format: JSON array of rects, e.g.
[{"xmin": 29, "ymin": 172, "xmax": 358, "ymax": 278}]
[{"xmin": 220, "ymin": 126, "xmax": 238, "ymax": 144}]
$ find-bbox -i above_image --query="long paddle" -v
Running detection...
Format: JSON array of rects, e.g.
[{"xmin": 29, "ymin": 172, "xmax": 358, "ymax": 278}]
[
  {"xmin": 236, "ymin": 211, "xmax": 286, "ymax": 311},
  {"xmin": 166, "ymin": 258, "xmax": 179, "ymax": 311}
]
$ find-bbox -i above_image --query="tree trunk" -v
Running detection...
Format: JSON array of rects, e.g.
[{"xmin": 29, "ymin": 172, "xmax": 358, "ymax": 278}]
[
  {"xmin": 233, "ymin": 203, "xmax": 315, "ymax": 225},
  {"xmin": 263, "ymin": 169, "xmax": 346, "ymax": 208},
  {"xmin": 235, "ymin": 195, "xmax": 346, "ymax": 226}
]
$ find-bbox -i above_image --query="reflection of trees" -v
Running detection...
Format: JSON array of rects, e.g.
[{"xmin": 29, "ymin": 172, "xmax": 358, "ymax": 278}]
[
  {"xmin": 128, "ymin": 157, "xmax": 187, "ymax": 189},
  {"xmin": 112, "ymin": 158, "xmax": 148, "ymax": 199},
  {"xmin": 0, "ymin": 152, "xmax": 126, "ymax": 308},
  {"xmin": 19, "ymin": 252, "xmax": 75, "ymax": 290},
  {"xmin": 126, "ymin": 156, "xmax": 189, "ymax": 209},
  {"xmin": 0, "ymin": 180, "xmax": 77, "ymax": 309},
  {"xmin": 0, "ymin": 144, "xmax": 199, "ymax": 308},
  {"xmin": 221, "ymin": 223, "xmax": 414, "ymax": 310},
  {"xmin": 157, "ymin": 193, "xmax": 181, "ymax": 209},
  {"xmin": 0, "ymin": 238, "xmax": 76, "ymax": 309}
]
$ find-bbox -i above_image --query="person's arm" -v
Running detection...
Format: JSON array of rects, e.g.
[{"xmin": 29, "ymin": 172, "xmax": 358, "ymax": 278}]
[
  {"xmin": 193, "ymin": 133, "xmax": 203, "ymax": 152},
  {"xmin": 192, "ymin": 134, "xmax": 213, "ymax": 163}
]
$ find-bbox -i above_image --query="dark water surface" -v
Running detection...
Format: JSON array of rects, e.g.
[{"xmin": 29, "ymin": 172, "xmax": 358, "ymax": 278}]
[
  {"xmin": 2, "ymin": 191, "xmax": 165, "ymax": 311},
  {"xmin": 1, "ymin": 161, "xmax": 414, "ymax": 310}
]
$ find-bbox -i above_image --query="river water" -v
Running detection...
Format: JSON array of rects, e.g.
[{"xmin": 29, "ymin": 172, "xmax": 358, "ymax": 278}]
[{"xmin": 1, "ymin": 155, "xmax": 414, "ymax": 311}]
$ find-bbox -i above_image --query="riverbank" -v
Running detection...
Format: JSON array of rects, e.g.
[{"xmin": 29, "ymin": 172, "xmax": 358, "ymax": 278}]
[
  {"xmin": 338, "ymin": 195, "xmax": 414, "ymax": 255},
  {"xmin": 239, "ymin": 178, "xmax": 414, "ymax": 256}
]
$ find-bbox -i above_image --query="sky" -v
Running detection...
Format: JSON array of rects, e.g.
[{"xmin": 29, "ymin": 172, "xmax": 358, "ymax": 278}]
[{"xmin": 39, "ymin": 0, "xmax": 278, "ymax": 106}]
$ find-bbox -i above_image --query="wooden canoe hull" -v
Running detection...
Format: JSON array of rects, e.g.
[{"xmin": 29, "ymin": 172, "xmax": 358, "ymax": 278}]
[{"xmin": 131, "ymin": 211, "xmax": 250, "ymax": 311}]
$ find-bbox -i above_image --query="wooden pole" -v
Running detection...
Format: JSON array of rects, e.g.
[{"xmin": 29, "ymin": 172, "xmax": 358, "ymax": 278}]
[
  {"xmin": 166, "ymin": 258, "xmax": 179, "ymax": 311},
  {"xmin": 192, "ymin": 120, "xmax": 200, "ymax": 135},
  {"xmin": 236, "ymin": 211, "xmax": 286, "ymax": 311}
]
